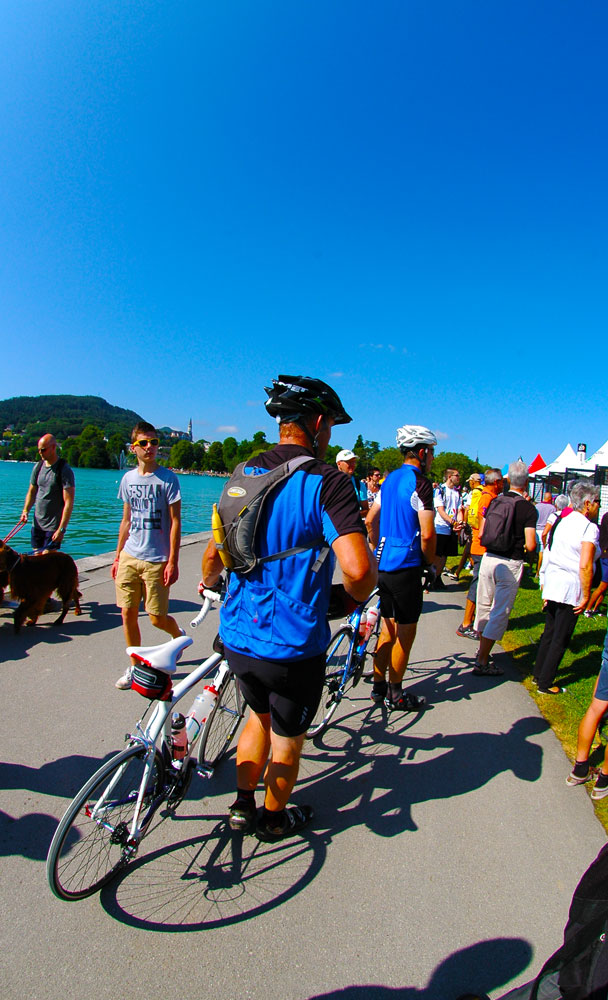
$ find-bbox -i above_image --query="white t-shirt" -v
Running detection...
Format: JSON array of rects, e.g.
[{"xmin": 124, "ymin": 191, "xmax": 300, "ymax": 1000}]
[
  {"xmin": 542, "ymin": 511, "xmax": 599, "ymax": 606},
  {"xmin": 118, "ymin": 466, "xmax": 181, "ymax": 563},
  {"xmin": 434, "ymin": 485, "xmax": 461, "ymax": 536}
]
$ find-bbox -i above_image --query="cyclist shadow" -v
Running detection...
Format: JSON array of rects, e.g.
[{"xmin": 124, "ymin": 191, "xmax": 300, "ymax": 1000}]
[
  {"xmin": 100, "ymin": 815, "xmax": 327, "ymax": 932},
  {"xmin": 306, "ymin": 936, "xmax": 533, "ymax": 1000},
  {"xmin": 301, "ymin": 707, "xmax": 548, "ymax": 837}
]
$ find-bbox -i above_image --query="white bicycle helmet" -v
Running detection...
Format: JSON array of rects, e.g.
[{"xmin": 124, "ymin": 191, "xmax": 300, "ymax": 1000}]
[{"xmin": 395, "ymin": 425, "xmax": 437, "ymax": 450}]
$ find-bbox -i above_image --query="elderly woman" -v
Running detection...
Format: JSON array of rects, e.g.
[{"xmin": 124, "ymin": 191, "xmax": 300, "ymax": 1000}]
[{"xmin": 533, "ymin": 480, "xmax": 600, "ymax": 694}]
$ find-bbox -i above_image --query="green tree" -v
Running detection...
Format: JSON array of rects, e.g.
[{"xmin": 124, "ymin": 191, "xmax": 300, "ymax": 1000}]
[
  {"xmin": 169, "ymin": 440, "xmax": 195, "ymax": 469},
  {"xmin": 430, "ymin": 451, "xmax": 485, "ymax": 484},
  {"xmin": 222, "ymin": 436, "xmax": 238, "ymax": 471},
  {"xmin": 206, "ymin": 441, "xmax": 226, "ymax": 472},
  {"xmin": 352, "ymin": 435, "xmax": 380, "ymax": 478},
  {"xmin": 107, "ymin": 431, "xmax": 126, "ymax": 468},
  {"xmin": 375, "ymin": 447, "xmax": 403, "ymax": 475}
]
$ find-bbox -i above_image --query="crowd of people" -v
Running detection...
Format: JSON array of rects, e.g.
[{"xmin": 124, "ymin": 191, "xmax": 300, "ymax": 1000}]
[{"xmin": 9, "ymin": 375, "xmax": 608, "ymax": 835}]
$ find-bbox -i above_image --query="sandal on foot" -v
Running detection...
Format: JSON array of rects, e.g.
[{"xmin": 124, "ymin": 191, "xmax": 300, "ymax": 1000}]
[
  {"xmin": 256, "ymin": 804, "xmax": 314, "ymax": 842},
  {"xmin": 472, "ymin": 662, "xmax": 503, "ymax": 677},
  {"xmin": 537, "ymin": 685, "xmax": 565, "ymax": 695}
]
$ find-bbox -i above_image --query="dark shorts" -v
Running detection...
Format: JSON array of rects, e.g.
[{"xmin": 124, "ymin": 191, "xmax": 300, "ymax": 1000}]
[
  {"xmin": 31, "ymin": 522, "xmax": 61, "ymax": 553},
  {"xmin": 377, "ymin": 566, "xmax": 423, "ymax": 625},
  {"xmin": 436, "ymin": 532, "xmax": 458, "ymax": 557},
  {"xmin": 225, "ymin": 649, "xmax": 326, "ymax": 738}
]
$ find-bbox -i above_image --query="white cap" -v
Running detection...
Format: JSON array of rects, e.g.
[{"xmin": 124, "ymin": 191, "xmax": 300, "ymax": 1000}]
[{"xmin": 336, "ymin": 449, "xmax": 357, "ymax": 463}]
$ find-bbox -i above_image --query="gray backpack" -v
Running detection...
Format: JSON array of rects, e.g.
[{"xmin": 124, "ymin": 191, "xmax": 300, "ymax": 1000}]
[{"xmin": 213, "ymin": 454, "xmax": 329, "ymax": 575}]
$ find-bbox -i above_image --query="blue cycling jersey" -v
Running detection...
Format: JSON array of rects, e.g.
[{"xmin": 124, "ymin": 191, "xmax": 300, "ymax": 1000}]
[
  {"xmin": 220, "ymin": 444, "xmax": 365, "ymax": 661},
  {"xmin": 376, "ymin": 464, "xmax": 434, "ymax": 572}
]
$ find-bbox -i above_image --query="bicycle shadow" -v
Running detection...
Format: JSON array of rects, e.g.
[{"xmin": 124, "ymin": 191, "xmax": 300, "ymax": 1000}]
[
  {"xmin": 101, "ymin": 817, "xmax": 327, "ymax": 931},
  {"xmin": 305, "ymin": 936, "xmax": 533, "ymax": 1000}
]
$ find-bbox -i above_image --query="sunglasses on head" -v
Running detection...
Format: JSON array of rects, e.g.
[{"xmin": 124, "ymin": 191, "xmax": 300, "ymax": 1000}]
[{"xmin": 133, "ymin": 438, "xmax": 159, "ymax": 448}]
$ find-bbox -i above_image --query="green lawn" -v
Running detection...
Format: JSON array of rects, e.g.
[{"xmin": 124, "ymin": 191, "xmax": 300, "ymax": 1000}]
[{"xmin": 449, "ymin": 559, "xmax": 608, "ymax": 831}]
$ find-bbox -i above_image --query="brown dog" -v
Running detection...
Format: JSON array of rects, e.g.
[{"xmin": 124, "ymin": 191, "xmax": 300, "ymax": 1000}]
[{"xmin": 0, "ymin": 540, "xmax": 82, "ymax": 633}]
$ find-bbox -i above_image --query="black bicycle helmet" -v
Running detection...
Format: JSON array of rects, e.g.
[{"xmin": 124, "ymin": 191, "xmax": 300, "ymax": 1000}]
[{"xmin": 264, "ymin": 375, "xmax": 352, "ymax": 425}]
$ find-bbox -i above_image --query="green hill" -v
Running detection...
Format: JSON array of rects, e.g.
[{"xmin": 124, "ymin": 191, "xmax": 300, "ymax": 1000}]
[{"xmin": 0, "ymin": 395, "xmax": 142, "ymax": 442}]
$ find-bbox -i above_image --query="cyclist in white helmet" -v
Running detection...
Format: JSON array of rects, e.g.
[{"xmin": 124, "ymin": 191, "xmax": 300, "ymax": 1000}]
[{"xmin": 365, "ymin": 425, "xmax": 437, "ymax": 711}]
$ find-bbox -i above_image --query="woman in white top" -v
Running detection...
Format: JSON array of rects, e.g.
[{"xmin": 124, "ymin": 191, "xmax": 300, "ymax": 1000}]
[{"xmin": 533, "ymin": 481, "xmax": 600, "ymax": 694}]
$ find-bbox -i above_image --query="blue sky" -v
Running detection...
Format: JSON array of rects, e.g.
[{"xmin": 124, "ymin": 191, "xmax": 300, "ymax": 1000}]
[{"xmin": 1, "ymin": 1, "xmax": 606, "ymax": 467}]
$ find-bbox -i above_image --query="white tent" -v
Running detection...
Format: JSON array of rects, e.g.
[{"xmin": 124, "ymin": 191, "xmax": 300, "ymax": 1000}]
[
  {"xmin": 583, "ymin": 438, "xmax": 608, "ymax": 470},
  {"xmin": 535, "ymin": 443, "xmax": 589, "ymax": 475}
]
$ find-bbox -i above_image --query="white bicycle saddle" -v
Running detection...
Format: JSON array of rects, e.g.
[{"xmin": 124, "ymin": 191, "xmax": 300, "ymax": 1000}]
[{"xmin": 126, "ymin": 635, "xmax": 193, "ymax": 673}]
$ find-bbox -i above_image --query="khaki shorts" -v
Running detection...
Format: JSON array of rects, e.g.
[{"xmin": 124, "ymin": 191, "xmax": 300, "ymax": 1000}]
[{"xmin": 115, "ymin": 551, "xmax": 170, "ymax": 616}]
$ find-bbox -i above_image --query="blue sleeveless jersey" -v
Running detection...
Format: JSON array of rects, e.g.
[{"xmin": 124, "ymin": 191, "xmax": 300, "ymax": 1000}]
[
  {"xmin": 377, "ymin": 464, "xmax": 433, "ymax": 571},
  {"xmin": 220, "ymin": 445, "xmax": 365, "ymax": 661}
]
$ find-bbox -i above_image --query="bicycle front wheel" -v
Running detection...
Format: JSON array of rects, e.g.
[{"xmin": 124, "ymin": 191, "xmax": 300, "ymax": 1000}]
[
  {"xmin": 197, "ymin": 672, "xmax": 244, "ymax": 771},
  {"xmin": 306, "ymin": 624, "xmax": 354, "ymax": 739},
  {"xmin": 47, "ymin": 744, "xmax": 165, "ymax": 901}
]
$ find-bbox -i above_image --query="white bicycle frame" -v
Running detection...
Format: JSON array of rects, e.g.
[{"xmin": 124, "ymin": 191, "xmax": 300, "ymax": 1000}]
[{"xmin": 91, "ymin": 588, "xmax": 231, "ymax": 845}]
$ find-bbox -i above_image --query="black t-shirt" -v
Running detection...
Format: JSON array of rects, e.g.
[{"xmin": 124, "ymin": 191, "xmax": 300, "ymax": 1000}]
[{"xmin": 499, "ymin": 491, "xmax": 538, "ymax": 561}]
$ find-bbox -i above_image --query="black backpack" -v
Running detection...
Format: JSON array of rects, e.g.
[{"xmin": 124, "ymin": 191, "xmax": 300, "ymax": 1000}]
[
  {"xmin": 479, "ymin": 493, "xmax": 519, "ymax": 554},
  {"xmin": 212, "ymin": 454, "xmax": 329, "ymax": 575},
  {"xmin": 33, "ymin": 457, "xmax": 66, "ymax": 489}
]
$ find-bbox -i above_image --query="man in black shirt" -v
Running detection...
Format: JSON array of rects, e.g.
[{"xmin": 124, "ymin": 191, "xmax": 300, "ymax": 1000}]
[{"xmin": 473, "ymin": 461, "xmax": 537, "ymax": 675}]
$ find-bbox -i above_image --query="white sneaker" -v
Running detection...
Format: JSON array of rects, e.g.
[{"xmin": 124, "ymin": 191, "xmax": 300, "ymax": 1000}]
[{"xmin": 115, "ymin": 666, "xmax": 133, "ymax": 690}]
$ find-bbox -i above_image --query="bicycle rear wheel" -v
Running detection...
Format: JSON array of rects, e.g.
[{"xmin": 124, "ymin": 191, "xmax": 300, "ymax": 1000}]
[
  {"xmin": 306, "ymin": 625, "xmax": 354, "ymax": 739},
  {"xmin": 197, "ymin": 672, "xmax": 245, "ymax": 770},
  {"xmin": 47, "ymin": 744, "xmax": 165, "ymax": 901}
]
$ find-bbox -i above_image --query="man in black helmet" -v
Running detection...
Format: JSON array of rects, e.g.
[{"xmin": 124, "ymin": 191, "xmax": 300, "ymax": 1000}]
[{"xmin": 202, "ymin": 375, "xmax": 377, "ymax": 841}]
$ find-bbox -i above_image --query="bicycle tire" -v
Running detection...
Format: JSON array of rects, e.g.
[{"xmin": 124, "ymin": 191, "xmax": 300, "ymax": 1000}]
[
  {"xmin": 306, "ymin": 624, "xmax": 355, "ymax": 739},
  {"xmin": 197, "ymin": 672, "xmax": 244, "ymax": 771},
  {"xmin": 47, "ymin": 744, "xmax": 165, "ymax": 901}
]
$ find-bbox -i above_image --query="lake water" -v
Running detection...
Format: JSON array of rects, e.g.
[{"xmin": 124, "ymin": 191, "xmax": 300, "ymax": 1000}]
[{"xmin": 0, "ymin": 462, "xmax": 225, "ymax": 559}]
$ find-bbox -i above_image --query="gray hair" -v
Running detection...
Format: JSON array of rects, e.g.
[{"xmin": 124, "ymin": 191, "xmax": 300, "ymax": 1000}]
[
  {"xmin": 554, "ymin": 494, "xmax": 569, "ymax": 510},
  {"xmin": 484, "ymin": 468, "xmax": 503, "ymax": 486},
  {"xmin": 568, "ymin": 480, "xmax": 600, "ymax": 512},
  {"xmin": 508, "ymin": 460, "xmax": 529, "ymax": 489}
]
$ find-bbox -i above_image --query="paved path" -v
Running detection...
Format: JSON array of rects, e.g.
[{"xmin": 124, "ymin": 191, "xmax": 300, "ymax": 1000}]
[{"xmin": 1, "ymin": 539, "xmax": 605, "ymax": 1000}]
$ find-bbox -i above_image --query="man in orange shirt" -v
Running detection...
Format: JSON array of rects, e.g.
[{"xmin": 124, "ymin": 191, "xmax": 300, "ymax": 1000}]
[{"xmin": 456, "ymin": 468, "xmax": 503, "ymax": 639}]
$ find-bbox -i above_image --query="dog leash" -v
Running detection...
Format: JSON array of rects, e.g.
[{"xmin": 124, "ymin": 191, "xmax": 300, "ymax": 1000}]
[{"xmin": 3, "ymin": 521, "xmax": 25, "ymax": 544}]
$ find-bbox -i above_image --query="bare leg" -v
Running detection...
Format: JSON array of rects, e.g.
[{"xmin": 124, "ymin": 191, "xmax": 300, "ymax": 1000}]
[
  {"xmin": 148, "ymin": 612, "xmax": 182, "ymax": 638},
  {"xmin": 476, "ymin": 635, "xmax": 496, "ymax": 667},
  {"xmin": 462, "ymin": 599, "xmax": 476, "ymax": 629},
  {"xmin": 264, "ymin": 730, "xmax": 306, "ymax": 812},
  {"xmin": 235, "ymin": 710, "xmax": 272, "ymax": 792},
  {"xmin": 373, "ymin": 617, "xmax": 417, "ymax": 683},
  {"xmin": 576, "ymin": 696, "xmax": 608, "ymax": 768},
  {"xmin": 121, "ymin": 607, "xmax": 141, "ymax": 664}
]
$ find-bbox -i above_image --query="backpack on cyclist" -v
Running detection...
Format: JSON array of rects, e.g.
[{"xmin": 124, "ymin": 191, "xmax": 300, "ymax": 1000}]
[
  {"xmin": 467, "ymin": 487, "xmax": 483, "ymax": 529},
  {"xmin": 212, "ymin": 455, "xmax": 329, "ymax": 575},
  {"xmin": 479, "ymin": 493, "xmax": 518, "ymax": 554}
]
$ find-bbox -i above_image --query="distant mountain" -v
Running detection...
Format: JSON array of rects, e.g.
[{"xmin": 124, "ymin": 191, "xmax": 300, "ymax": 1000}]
[{"xmin": 0, "ymin": 395, "xmax": 143, "ymax": 440}]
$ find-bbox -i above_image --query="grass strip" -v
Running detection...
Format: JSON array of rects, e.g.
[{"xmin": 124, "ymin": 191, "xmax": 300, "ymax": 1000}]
[{"xmin": 452, "ymin": 560, "xmax": 608, "ymax": 831}]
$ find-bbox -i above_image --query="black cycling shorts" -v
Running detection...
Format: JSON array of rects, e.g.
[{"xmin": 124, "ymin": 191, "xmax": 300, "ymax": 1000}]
[
  {"xmin": 225, "ymin": 649, "xmax": 326, "ymax": 738},
  {"xmin": 378, "ymin": 566, "xmax": 423, "ymax": 625}
]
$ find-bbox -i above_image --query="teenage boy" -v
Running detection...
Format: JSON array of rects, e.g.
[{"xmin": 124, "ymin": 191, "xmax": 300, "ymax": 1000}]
[{"xmin": 112, "ymin": 422, "xmax": 183, "ymax": 689}]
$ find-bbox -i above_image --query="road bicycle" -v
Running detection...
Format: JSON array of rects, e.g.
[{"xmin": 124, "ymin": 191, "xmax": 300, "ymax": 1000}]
[
  {"xmin": 46, "ymin": 588, "xmax": 245, "ymax": 901},
  {"xmin": 306, "ymin": 588, "xmax": 381, "ymax": 739}
]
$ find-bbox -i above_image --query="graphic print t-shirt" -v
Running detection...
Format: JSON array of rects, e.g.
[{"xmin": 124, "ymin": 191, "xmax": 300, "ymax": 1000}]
[{"xmin": 118, "ymin": 467, "xmax": 181, "ymax": 562}]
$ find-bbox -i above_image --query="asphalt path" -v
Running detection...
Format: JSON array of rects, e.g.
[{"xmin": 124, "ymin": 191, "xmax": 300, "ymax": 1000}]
[{"xmin": 1, "ymin": 537, "xmax": 605, "ymax": 1000}]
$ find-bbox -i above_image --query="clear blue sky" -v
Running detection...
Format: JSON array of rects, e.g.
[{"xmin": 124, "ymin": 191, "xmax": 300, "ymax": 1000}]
[{"xmin": 2, "ymin": 1, "xmax": 606, "ymax": 467}]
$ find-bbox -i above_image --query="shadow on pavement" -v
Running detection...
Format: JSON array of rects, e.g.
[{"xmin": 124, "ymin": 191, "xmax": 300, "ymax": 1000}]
[
  {"xmin": 305, "ymin": 936, "xmax": 533, "ymax": 1000},
  {"xmin": 101, "ymin": 820, "xmax": 327, "ymax": 931}
]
